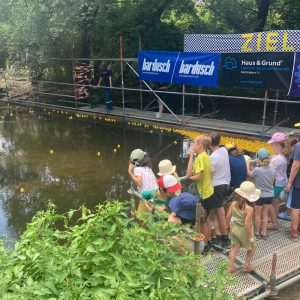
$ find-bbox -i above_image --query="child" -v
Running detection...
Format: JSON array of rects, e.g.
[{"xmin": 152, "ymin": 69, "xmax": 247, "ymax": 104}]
[
  {"xmin": 157, "ymin": 159, "xmax": 181, "ymax": 195},
  {"xmin": 168, "ymin": 192, "xmax": 198, "ymax": 226},
  {"xmin": 267, "ymin": 133, "xmax": 289, "ymax": 229},
  {"xmin": 140, "ymin": 174, "xmax": 181, "ymax": 213},
  {"xmin": 187, "ymin": 134, "xmax": 214, "ymax": 254},
  {"xmin": 226, "ymin": 181, "xmax": 260, "ymax": 273},
  {"xmin": 128, "ymin": 149, "xmax": 158, "ymax": 193},
  {"xmin": 249, "ymin": 149, "xmax": 276, "ymax": 239}
]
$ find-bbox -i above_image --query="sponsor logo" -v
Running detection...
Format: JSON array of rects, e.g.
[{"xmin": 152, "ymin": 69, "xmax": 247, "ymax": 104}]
[
  {"xmin": 179, "ymin": 60, "xmax": 215, "ymax": 76},
  {"xmin": 142, "ymin": 58, "xmax": 171, "ymax": 73}
]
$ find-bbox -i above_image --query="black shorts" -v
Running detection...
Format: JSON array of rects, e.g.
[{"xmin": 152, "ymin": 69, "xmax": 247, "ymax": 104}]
[
  {"xmin": 255, "ymin": 197, "xmax": 273, "ymax": 206},
  {"xmin": 180, "ymin": 217, "xmax": 195, "ymax": 226},
  {"xmin": 287, "ymin": 187, "xmax": 300, "ymax": 210},
  {"xmin": 211, "ymin": 184, "xmax": 229, "ymax": 209},
  {"xmin": 201, "ymin": 194, "xmax": 215, "ymax": 219}
]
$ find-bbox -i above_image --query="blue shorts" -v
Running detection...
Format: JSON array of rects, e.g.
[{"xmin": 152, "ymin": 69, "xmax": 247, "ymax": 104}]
[{"xmin": 287, "ymin": 187, "xmax": 300, "ymax": 210}]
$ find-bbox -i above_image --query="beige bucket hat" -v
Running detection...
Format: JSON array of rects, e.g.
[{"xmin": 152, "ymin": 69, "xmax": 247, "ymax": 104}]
[
  {"xmin": 158, "ymin": 159, "xmax": 176, "ymax": 176},
  {"xmin": 235, "ymin": 181, "xmax": 261, "ymax": 203}
]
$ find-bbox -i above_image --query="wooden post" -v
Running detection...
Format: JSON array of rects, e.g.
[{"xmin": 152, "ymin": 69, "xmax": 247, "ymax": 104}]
[{"xmin": 193, "ymin": 201, "xmax": 204, "ymax": 254}]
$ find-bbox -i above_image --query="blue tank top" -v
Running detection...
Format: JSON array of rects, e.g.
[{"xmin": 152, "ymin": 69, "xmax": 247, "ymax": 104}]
[{"xmin": 229, "ymin": 155, "xmax": 247, "ymax": 188}]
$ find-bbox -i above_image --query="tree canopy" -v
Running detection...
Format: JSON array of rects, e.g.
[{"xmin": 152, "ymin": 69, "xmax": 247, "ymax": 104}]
[{"xmin": 0, "ymin": 0, "xmax": 299, "ymax": 69}]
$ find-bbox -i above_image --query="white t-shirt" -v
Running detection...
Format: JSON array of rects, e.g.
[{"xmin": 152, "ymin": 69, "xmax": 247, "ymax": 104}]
[
  {"xmin": 210, "ymin": 147, "xmax": 231, "ymax": 186},
  {"xmin": 270, "ymin": 154, "xmax": 288, "ymax": 187},
  {"xmin": 133, "ymin": 166, "xmax": 158, "ymax": 193}
]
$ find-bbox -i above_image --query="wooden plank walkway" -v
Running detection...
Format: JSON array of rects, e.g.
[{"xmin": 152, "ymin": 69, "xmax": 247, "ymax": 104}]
[{"xmin": 78, "ymin": 105, "xmax": 292, "ymax": 138}]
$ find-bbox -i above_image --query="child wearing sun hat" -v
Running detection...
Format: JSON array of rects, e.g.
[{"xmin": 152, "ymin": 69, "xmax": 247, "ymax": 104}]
[
  {"xmin": 158, "ymin": 159, "xmax": 181, "ymax": 195},
  {"xmin": 226, "ymin": 181, "xmax": 260, "ymax": 273}
]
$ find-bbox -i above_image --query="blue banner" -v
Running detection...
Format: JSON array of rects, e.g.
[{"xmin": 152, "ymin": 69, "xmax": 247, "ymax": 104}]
[
  {"xmin": 138, "ymin": 51, "xmax": 220, "ymax": 87},
  {"xmin": 288, "ymin": 53, "xmax": 300, "ymax": 97}
]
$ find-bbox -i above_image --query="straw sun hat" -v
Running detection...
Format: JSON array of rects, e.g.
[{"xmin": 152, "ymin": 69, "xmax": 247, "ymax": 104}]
[
  {"xmin": 158, "ymin": 159, "xmax": 176, "ymax": 176},
  {"xmin": 235, "ymin": 181, "xmax": 261, "ymax": 203}
]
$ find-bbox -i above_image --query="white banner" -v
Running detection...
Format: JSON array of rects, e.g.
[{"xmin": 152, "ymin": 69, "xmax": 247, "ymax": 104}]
[{"xmin": 184, "ymin": 30, "xmax": 300, "ymax": 53}]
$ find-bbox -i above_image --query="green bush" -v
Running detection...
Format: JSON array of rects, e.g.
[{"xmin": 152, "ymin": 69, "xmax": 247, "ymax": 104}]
[{"xmin": 0, "ymin": 202, "xmax": 233, "ymax": 299}]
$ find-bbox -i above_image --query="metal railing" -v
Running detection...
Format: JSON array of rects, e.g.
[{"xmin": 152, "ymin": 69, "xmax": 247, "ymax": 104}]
[{"xmin": 3, "ymin": 55, "xmax": 300, "ymax": 137}]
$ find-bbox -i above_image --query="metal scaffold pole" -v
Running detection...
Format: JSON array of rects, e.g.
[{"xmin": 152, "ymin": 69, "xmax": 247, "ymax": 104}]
[
  {"xmin": 120, "ymin": 34, "xmax": 125, "ymax": 118},
  {"xmin": 139, "ymin": 36, "xmax": 143, "ymax": 111},
  {"xmin": 182, "ymin": 85, "xmax": 185, "ymax": 125},
  {"xmin": 261, "ymin": 89, "xmax": 268, "ymax": 137},
  {"xmin": 273, "ymin": 90, "xmax": 279, "ymax": 126},
  {"xmin": 197, "ymin": 86, "xmax": 202, "ymax": 118},
  {"xmin": 71, "ymin": 46, "xmax": 78, "ymax": 109}
]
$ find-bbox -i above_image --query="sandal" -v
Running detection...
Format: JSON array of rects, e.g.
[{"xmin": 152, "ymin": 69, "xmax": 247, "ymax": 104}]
[
  {"xmin": 227, "ymin": 267, "xmax": 237, "ymax": 274},
  {"xmin": 268, "ymin": 223, "xmax": 279, "ymax": 230},
  {"xmin": 243, "ymin": 263, "xmax": 256, "ymax": 273}
]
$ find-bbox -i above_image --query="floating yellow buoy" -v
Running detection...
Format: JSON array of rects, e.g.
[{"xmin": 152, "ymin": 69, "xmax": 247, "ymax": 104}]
[
  {"xmin": 49, "ymin": 150, "xmax": 54, "ymax": 155},
  {"xmin": 117, "ymin": 144, "xmax": 121, "ymax": 148},
  {"xmin": 113, "ymin": 149, "xmax": 117, "ymax": 153},
  {"xmin": 20, "ymin": 187, "xmax": 25, "ymax": 193},
  {"xmin": 97, "ymin": 152, "xmax": 101, "ymax": 157}
]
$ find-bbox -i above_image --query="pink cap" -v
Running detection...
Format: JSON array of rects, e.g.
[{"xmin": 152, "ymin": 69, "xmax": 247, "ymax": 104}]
[{"xmin": 267, "ymin": 132, "xmax": 288, "ymax": 144}]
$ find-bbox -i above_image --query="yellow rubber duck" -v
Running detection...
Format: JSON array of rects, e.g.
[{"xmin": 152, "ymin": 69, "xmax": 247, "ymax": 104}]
[
  {"xmin": 117, "ymin": 144, "xmax": 121, "ymax": 148},
  {"xmin": 20, "ymin": 187, "xmax": 25, "ymax": 193}
]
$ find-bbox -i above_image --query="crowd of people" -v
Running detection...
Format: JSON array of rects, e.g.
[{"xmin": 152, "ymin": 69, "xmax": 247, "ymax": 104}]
[{"xmin": 128, "ymin": 130, "xmax": 300, "ymax": 273}]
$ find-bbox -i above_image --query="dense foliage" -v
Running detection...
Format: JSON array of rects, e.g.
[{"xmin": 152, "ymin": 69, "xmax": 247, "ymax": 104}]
[
  {"xmin": 0, "ymin": 202, "xmax": 233, "ymax": 299},
  {"xmin": 0, "ymin": 0, "xmax": 299, "ymax": 71}
]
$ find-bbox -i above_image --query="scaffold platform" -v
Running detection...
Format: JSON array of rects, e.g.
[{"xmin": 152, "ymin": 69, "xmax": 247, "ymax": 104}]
[
  {"xmin": 204, "ymin": 219, "xmax": 300, "ymax": 299},
  {"xmin": 78, "ymin": 105, "xmax": 292, "ymax": 138}
]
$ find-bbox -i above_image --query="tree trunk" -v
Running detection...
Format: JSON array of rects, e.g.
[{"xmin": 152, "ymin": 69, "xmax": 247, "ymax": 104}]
[{"xmin": 255, "ymin": 0, "xmax": 271, "ymax": 32}]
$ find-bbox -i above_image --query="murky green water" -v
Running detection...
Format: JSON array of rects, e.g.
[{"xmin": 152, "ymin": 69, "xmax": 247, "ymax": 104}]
[{"xmin": 0, "ymin": 105, "xmax": 184, "ymax": 244}]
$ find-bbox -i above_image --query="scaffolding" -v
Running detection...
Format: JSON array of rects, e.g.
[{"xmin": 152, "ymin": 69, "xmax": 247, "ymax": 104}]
[{"xmin": 2, "ymin": 39, "xmax": 300, "ymax": 138}]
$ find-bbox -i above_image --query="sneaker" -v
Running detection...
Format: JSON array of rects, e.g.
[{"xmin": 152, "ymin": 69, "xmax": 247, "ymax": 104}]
[
  {"xmin": 221, "ymin": 236, "xmax": 231, "ymax": 249},
  {"xmin": 211, "ymin": 236, "xmax": 222, "ymax": 247},
  {"xmin": 260, "ymin": 233, "xmax": 268, "ymax": 240},
  {"xmin": 290, "ymin": 230, "xmax": 299, "ymax": 242},
  {"xmin": 202, "ymin": 241, "xmax": 213, "ymax": 255}
]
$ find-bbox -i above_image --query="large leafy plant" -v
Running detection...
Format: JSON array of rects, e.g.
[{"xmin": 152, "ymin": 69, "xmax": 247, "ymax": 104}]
[{"xmin": 0, "ymin": 202, "xmax": 233, "ymax": 299}]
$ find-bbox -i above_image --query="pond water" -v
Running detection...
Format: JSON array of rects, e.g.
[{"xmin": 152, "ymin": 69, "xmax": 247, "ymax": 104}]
[{"xmin": 0, "ymin": 104, "xmax": 185, "ymax": 245}]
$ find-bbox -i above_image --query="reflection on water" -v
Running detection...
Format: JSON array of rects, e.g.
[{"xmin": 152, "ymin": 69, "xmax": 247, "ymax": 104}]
[{"xmin": 0, "ymin": 105, "xmax": 185, "ymax": 245}]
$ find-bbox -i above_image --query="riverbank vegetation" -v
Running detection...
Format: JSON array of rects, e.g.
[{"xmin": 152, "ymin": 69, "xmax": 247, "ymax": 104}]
[{"xmin": 0, "ymin": 202, "xmax": 233, "ymax": 299}]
